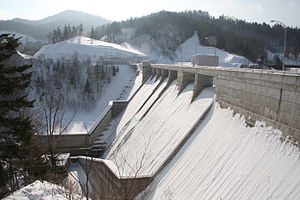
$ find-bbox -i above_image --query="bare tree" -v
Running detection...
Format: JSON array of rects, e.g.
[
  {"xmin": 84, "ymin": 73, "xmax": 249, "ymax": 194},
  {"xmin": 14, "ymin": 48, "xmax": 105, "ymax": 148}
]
[{"xmin": 40, "ymin": 90, "xmax": 75, "ymax": 170}]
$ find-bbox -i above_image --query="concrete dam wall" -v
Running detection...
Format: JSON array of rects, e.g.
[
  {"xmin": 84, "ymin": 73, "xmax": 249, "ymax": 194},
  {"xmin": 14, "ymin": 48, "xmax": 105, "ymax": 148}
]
[
  {"xmin": 36, "ymin": 63, "xmax": 300, "ymax": 199},
  {"xmin": 149, "ymin": 64, "xmax": 300, "ymax": 143}
]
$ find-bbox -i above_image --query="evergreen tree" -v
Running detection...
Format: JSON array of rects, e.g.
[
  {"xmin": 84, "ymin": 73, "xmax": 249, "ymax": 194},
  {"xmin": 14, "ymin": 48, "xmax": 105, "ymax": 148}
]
[
  {"xmin": 0, "ymin": 34, "xmax": 46, "ymax": 196},
  {"xmin": 79, "ymin": 23, "xmax": 83, "ymax": 36},
  {"xmin": 90, "ymin": 26, "xmax": 95, "ymax": 40}
]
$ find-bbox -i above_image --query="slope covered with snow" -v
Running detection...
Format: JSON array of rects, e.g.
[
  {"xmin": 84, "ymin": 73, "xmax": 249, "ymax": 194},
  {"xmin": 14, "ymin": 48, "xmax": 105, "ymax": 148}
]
[
  {"xmin": 175, "ymin": 31, "xmax": 251, "ymax": 67},
  {"xmin": 67, "ymin": 65, "xmax": 137, "ymax": 133},
  {"xmin": 34, "ymin": 36, "xmax": 146, "ymax": 61},
  {"xmin": 140, "ymin": 104, "xmax": 300, "ymax": 200},
  {"xmin": 104, "ymin": 80, "xmax": 214, "ymax": 176}
]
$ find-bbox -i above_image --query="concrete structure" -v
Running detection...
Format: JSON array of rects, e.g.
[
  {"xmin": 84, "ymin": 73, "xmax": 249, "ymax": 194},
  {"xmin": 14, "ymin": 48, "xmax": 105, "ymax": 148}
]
[
  {"xmin": 74, "ymin": 156, "xmax": 154, "ymax": 199},
  {"xmin": 192, "ymin": 54, "xmax": 219, "ymax": 66},
  {"xmin": 34, "ymin": 62, "xmax": 300, "ymax": 199},
  {"xmin": 146, "ymin": 64, "xmax": 300, "ymax": 143},
  {"xmin": 34, "ymin": 100, "xmax": 135, "ymax": 155}
]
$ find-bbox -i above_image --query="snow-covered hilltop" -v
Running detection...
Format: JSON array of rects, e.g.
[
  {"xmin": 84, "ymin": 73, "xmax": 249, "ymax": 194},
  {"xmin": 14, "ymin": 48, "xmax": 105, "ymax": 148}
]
[{"xmin": 34, "ymin": 36, "xmax": 147, "ymax": 62}]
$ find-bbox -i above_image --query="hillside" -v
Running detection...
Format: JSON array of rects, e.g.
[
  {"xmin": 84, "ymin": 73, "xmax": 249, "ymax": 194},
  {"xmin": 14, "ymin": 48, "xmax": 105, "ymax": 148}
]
[
  {"xmin": 94, "ymin": 10, "xmax": 300, "ymax": 64},
  {"xmin": 0, "ymin": 10, "xmax": 110, "ymax": 40}
]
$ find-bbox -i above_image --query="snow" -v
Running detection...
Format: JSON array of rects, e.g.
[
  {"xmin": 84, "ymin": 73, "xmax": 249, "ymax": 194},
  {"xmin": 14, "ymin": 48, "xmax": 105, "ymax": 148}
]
[
  {"xmin": 175, "ymin": 31, "xmax": 251, "ymax": 67},
  {"xmin": 140, "ymin": 104, "xmax": 300, "ymax": 200},
  {"xmin": 104, "ymin": 79, "xmax": 214, "ymax": 176},
  {"xmin": 67, "ymin": 65, "xmax": 137, "ymax": 133},
  {"xmin": 3, "ymin": 180, "xmax": 84, "ymax": 200},
  {"xmin": 17, "ymin": 51, "xmax": 33, "ymax": 59},
  {"xmin": 34, "ymin": 36, "xmax": 146, "ymax": 61}
]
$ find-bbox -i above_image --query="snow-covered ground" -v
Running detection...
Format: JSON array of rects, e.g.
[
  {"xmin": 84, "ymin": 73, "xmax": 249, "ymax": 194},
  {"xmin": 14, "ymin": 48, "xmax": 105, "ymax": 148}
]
[
  {"xmin": 3, "ymin": 180, "xmax": 84, "ymax": 200},
  {"xmin": 104, "ymin": 79, "xmax": 214, "ymax": 176},
  {"xmin": 140, "ymin": 104, "xmax": 300, "ymax": 200},
  {"xmin": 34, "ymin": 36, "xmax": 146, "ymax": 62},
  {"xmin": 67, "ymin": 65, "xmax": 138, "ymax": 134},
  {"xmin": 174, "ymin": 31, "xmax": 251, "ymax": 67}
]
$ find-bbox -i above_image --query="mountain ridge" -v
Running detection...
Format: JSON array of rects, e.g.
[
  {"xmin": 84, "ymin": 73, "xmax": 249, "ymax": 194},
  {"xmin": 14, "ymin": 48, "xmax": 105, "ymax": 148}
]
[{"xmin": 1, "ymin": 10, "xmax": 111, "ymax": 40}]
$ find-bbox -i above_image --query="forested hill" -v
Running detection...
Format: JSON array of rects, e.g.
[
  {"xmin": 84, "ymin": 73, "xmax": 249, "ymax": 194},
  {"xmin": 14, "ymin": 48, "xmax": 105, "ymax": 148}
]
[
  {"xmin": 0, "ymin": 10, "xmax": 110, "ymax": 40},
  {"xmin": 94, "ymin": 10, "xmax": 300, "ymax": 62}
]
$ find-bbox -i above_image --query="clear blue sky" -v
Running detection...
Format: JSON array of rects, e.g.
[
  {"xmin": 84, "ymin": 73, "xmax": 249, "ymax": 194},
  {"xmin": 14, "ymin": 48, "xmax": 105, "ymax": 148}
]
[{"xmin": 0, "ymin": 0, "xmax": 299, "ymax": 27}]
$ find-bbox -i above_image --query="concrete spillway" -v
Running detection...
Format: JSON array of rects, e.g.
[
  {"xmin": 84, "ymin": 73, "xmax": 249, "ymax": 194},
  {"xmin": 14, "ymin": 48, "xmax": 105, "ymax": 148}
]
[
  {"xmin": 139, "ymin": 104, "xmax": 300, "ymax": 199},
  {"xmin": 104, "ymin": 77, "xmax": 214, "ymax": 176},
  {"xmin": 73, "ymin": 65, "xmax": 300, "ymax": 199}
]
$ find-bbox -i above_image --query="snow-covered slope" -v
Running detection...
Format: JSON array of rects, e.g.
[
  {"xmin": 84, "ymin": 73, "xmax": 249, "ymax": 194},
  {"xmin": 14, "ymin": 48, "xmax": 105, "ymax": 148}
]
[
  {"xmin": 34, "ymin": 36, "xmax": 146, "ymax": 61},
  {"xmin": 140, "ymin": 104, "xmax": 300, "ymax": 199},
  {"xmin": 67, "ymin": 65, "xmax": 137, "ymax": 133},
  {"xmin": 175, "ymin": 31, "xmax": 251, "ymax": 67},
  {"xmin": 104, "ymin": 80, "xmax": 214, "ymax": 176}
]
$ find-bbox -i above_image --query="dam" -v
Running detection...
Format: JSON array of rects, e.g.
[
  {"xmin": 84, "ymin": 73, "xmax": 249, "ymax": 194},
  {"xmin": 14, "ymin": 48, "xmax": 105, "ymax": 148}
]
[{"xmin": 36, "ymin": 63, "xmax": 300, "ymax": 199}]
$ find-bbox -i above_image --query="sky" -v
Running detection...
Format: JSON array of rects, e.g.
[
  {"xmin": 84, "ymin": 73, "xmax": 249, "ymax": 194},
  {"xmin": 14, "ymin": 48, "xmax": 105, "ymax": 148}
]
[{"xmin": 0, "ymin": 0, "xmax": 299, "ymax": 27}]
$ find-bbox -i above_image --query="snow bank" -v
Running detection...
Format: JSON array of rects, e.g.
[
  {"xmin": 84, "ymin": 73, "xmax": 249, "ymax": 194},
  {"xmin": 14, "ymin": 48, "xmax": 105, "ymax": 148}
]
[
  {"xmin": 105, "ymin": 80, "xmax": 214, "ymax": 176},
  {"xmin": 4, "ymin": 180, "xmax": 84, "ymax": 200},
  {"xmin": 142, "ymin": 104, "xmax": 300, "ymax": 200},
  {"xmin": 34, "ymin": 36, "xmax": 146, "ymax": 61}
]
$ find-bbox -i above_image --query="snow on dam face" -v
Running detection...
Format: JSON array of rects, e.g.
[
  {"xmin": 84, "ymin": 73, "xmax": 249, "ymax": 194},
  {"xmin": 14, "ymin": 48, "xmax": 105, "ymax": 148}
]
[
  {"xmin": 97, "ymin": 69, "xmax": 299, "ymax": 199},
  {"xmin": 139, "ymin": 104, "xmax": 300, "ymax": 200},
  {"xmin": 103, "ymin": 77, "xmax": 214, "ymax": 176}
]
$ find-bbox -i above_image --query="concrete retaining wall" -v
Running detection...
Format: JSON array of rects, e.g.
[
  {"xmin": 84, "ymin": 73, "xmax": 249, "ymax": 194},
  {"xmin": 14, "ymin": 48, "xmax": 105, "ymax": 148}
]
[
  {"xmin": 76, "ymin": 156, "xmax": 153, "ymax": 199},
  {"xmin": 34, "ymin": 101, "xmax": 127, "ymax": 155},
  {"xmin": 216, "ymin": 71, "xmax": 300, "ymax": 142}
]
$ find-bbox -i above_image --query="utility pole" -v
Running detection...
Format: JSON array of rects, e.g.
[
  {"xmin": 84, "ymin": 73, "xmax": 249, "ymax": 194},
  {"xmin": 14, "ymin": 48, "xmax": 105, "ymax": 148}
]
[{"xmin": 271, "ymin": 20, "xmax": 287, "ymax": 71}]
